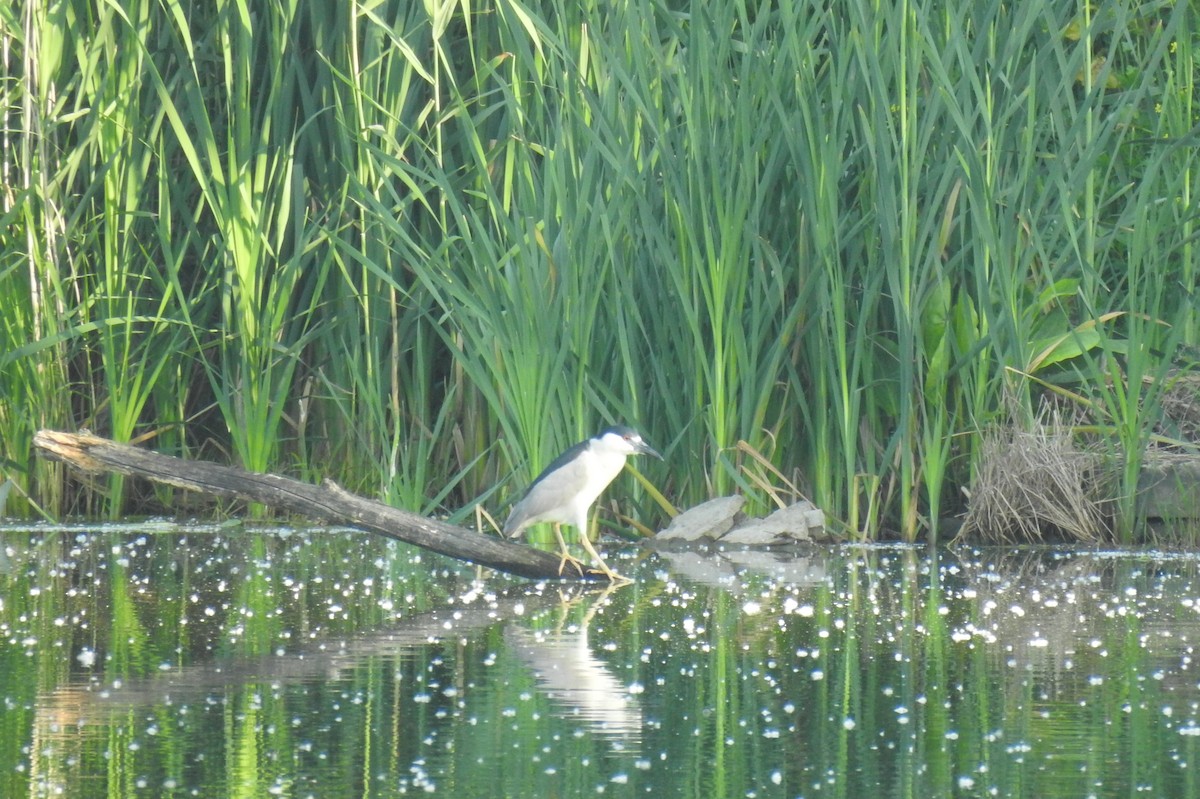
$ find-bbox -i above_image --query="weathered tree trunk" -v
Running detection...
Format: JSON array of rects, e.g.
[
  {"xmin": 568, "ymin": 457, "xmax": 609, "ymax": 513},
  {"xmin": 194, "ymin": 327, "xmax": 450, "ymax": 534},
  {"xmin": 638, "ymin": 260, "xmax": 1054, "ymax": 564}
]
[{"xmin": 33, "ymin": 429, "xmax": 605, "ymax": 581}]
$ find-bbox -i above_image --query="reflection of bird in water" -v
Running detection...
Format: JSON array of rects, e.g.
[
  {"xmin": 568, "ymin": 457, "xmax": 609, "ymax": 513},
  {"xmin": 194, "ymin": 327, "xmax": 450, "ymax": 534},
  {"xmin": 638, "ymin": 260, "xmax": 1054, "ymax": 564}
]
[
  {"xmin": 504, "ymin": 426, "xmax": 662, "ymax": 581},
  {"xmin": 505, "ymin": 587, "xmax": 642, "ymax": 747}
]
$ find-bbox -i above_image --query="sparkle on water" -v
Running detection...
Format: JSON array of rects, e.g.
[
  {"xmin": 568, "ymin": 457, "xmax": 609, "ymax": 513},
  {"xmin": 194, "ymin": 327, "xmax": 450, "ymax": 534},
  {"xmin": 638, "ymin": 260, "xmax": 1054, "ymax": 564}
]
[{"xmin": 2, "ymin": 523, "xmax": 1200, "ymax": 798}]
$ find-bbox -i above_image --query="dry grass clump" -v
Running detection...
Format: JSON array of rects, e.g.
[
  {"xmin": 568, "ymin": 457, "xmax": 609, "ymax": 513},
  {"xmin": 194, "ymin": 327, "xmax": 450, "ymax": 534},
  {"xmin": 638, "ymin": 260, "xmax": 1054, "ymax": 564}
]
[{"xmin": 960, "ymin": 411, "xmax": 1113, "ymax": 544}]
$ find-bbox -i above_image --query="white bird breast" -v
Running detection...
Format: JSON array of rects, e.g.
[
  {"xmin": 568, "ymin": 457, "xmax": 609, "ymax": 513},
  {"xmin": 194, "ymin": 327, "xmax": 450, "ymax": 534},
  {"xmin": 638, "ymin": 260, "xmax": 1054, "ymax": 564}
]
[
  {"xmin": 541, "ymin": 447, "xmax": 627, "ymax": 510},
  {"xmin": 567, "ymin": 446, "xmax": 630, "ymax": 505}
]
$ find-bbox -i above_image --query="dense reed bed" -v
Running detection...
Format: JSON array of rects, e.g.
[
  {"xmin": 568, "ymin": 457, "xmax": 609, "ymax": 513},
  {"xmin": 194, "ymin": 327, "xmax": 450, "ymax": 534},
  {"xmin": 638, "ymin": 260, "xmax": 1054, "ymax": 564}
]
[{"xmin": 1, "ymin": 0, "xmax": 1196, "ymax": 541}]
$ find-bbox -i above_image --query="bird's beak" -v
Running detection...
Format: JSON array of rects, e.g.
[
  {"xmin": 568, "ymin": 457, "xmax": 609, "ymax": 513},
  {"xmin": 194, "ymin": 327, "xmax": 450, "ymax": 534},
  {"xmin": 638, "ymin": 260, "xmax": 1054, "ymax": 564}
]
[{"xmin": 638, "ymin": 441, "xmax": 663, "ymax": 460}]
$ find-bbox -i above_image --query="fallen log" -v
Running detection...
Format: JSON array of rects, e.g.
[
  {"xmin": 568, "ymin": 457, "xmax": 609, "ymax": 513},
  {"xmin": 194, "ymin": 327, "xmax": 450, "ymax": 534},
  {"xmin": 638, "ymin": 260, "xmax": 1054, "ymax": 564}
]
[{"xmin": 32, "ymin": 429, "xmax": 606, "ymax": 581}]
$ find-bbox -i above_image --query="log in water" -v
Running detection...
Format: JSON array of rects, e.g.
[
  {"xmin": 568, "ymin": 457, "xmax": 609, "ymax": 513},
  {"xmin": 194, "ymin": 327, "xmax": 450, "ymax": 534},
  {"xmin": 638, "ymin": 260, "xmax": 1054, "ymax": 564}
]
[{"xmin": 32, "ymin": 429, "xmax": 606, "ymax": 582}]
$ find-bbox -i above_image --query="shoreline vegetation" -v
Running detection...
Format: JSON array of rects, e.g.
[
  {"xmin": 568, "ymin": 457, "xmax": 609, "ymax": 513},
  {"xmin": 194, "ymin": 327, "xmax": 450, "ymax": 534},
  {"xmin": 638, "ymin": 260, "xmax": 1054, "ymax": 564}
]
[{"xmin": 2, "ymin": 0, "xmax": 1198, "ymax": 544}]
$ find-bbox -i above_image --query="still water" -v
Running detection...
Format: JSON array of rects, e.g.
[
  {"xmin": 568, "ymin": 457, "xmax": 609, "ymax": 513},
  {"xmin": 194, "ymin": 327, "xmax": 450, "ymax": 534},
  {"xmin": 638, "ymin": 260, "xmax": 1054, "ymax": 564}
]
[{"xmin": 2, "ymin": 524, "xmax": 1200, "ymax": 798}]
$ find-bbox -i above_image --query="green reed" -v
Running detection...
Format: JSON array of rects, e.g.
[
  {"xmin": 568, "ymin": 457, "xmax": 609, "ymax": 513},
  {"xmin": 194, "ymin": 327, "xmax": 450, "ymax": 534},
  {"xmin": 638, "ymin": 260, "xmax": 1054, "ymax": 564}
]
[
  {"xmin": 0, "ymin": 3, "xmax": 67, "ymax": 515},
  {"xmin": 1, "ymin": 0, "xmax": 1197, "ymax": 542},
  {"xmin": 153, "ymin": 0, "xmax": 330, "ymax": 477}
]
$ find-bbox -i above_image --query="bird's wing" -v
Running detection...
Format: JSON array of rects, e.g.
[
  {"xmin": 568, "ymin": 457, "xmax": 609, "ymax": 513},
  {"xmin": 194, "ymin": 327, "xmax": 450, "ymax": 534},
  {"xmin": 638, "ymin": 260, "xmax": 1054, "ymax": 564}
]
[
  {"xmin": 525, "ymin": 438, "xmax": 590, "ymax": 493},
  {"xmin": 505, "ymin": 445, "xmax": 593, "ymax": 533}
]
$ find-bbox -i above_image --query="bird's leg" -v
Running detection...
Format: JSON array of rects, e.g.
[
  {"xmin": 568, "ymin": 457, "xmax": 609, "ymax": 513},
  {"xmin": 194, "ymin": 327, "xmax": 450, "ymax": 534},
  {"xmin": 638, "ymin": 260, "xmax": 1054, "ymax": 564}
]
[
  {"xmin": 576, "ymin": 521, "xmax": 630, "ymax": 583},
  {"xmin": 552, "ymin": 524, "xmax": 587, "ymax": 577}
]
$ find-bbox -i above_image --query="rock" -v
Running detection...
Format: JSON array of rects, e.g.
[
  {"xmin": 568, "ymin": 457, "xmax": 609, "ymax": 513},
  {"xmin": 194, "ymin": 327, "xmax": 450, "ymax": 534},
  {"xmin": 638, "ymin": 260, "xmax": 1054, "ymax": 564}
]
[
  {"xmin": 720, "ymin": 523, "xmax": 787, "ymax": 546},
  {"xmin": 655, "ymin": 496, "xmax": 746, "ymax": 541},
  {"xmin": 719, "ymin": 501, "xmax": 822, "ymax": 545}
]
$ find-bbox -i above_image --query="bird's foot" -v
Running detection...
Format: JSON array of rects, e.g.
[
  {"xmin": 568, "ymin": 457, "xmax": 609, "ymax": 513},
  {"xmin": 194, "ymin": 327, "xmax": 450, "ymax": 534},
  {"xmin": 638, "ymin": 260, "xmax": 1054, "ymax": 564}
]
[
  {"xmin": 575, "ymin": 536, "xmax": 631, "ymax": 584},
  {"xmin": 558, "ymin": 555, "xmax": 631, "ymax": 584},
  {"xmin": 602, "ymin": 569, "xmax": 634, "ymax": 585},
  {"xmin": 583, "ymin": 563, "xmax": 632, "ymax": 584},
  {"xmin": 556, "ymin": 551, "xmax": 588, "ymax": 577}
]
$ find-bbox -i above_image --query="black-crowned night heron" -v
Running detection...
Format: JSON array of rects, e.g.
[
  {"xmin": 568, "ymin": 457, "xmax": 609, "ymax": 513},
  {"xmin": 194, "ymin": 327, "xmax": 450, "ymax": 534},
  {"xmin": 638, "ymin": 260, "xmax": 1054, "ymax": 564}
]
[{"xmin": 504, "ymin": 426, "xmax": 662, "ymax": 580}]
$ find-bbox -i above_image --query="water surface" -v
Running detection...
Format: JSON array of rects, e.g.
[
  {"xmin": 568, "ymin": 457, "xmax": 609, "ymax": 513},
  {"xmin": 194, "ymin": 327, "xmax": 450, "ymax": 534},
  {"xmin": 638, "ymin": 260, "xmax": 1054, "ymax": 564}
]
[{"xmin": 2, "ymin": 524, "xmax": 1199, "ymax": 798}]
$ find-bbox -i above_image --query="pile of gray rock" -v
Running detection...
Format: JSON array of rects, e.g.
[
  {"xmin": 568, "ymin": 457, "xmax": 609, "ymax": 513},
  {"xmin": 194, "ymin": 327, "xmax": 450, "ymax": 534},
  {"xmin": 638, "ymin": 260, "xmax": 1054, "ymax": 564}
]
[{"xmin": 646, "ymin": 496, "xmax": 826, "ymax": 550}]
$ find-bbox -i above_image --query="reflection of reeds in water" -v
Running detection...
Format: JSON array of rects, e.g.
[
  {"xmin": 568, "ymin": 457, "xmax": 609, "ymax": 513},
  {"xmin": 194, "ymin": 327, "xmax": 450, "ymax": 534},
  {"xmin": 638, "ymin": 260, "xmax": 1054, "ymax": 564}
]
[
  {"xmin": 29, "ymin": 582, "xmax": 641, "ymax": 797},
  {"xmin": 505, "ymin": 623, "xmax": 643, "ymax": 748},
  {"xmin": 33, "ymin": 591, "xmax": 553, "ymax": 733},
  {"xmin": 941, "ymin": 548, "xmax": 1200, "ymax": 688}
]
